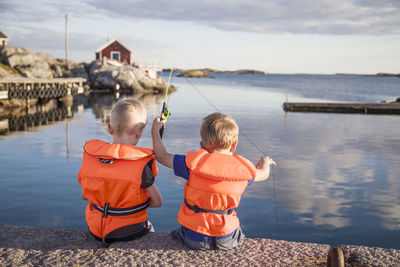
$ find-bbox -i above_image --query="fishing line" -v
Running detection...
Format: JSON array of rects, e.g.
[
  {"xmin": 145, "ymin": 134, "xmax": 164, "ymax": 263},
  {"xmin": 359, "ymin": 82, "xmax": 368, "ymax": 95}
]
[
  {"xmin": 183, "ymin": 77, "xmax": 265, "ymax": 156},
  {"xmin": 183, "ymin": 76, "xmax": 280, "ymax": 239},
  {"xmin": 159, "ymin": 68, "xmax": 175, "ymax": 138},
  {"xmin": 271, "ymin": 167, "xmax": 280, "ymax": 239},
  {"xmin": 166, "ymin": 69, "xmax": 175, "ymax": 107}
]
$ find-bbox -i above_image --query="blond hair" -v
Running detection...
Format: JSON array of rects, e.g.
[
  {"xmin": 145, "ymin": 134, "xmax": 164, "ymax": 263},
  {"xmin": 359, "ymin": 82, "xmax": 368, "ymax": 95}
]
[
  {"xmin": 109, "ymin": 98, "xmax": 147, "ymax": 136},
  {"xmin": 200, "ymin": 112, "xmax": 239, "ymax": 150}
]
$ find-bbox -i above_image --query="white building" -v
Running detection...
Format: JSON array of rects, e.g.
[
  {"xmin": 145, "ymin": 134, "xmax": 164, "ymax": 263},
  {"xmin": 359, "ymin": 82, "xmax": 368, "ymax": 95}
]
[{"xmin": 0, "ymin": 31, "xmax": 9, "ymax": 47}]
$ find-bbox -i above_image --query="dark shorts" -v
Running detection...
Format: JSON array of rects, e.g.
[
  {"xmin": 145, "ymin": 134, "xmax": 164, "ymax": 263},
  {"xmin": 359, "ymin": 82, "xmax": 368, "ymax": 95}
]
[
  {"xmin": 91, "ymin": 220, "xmax": 153, "ymax": 246},
  {"xmin": 171, "ymin": 226, "xmax": 245, "ymax": 250}
]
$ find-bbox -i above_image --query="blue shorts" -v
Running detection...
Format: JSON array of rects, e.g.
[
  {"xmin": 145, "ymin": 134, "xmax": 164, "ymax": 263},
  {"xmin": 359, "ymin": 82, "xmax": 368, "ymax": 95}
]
[{"xmin": 171, "ymin": 225, "xmax": 245, "ymax": 250}]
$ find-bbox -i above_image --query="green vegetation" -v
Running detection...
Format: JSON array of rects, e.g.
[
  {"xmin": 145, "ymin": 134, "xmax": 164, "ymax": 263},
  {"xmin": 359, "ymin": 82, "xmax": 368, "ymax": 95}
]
[{"xmin": 0, "ymin": 63, "xmax": 21, "ymax": 76}]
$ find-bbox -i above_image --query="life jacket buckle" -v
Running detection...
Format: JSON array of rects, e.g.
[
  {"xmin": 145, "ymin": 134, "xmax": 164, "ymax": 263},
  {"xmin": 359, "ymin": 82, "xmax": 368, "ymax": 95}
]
[
  {"xmin": 103, "ymin": 202, "xmax": 109, "ymax": 218},
  {"xmin": 184, "ymin": 198, "xmax": 234, "ymax": 215},
  {"xmin": 192, "ymin": 205, "xmax": 202, "ymax": 213},
  {"xmin": 99, "ymin": 158, "xmax": 114, "ymax": 164}
]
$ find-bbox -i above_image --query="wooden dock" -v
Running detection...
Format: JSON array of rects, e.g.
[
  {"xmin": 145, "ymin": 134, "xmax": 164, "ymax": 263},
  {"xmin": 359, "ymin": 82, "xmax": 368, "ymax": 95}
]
[
  {"xmin": 0, "ymin": 77, "xmax": 86, "ymax": 100},
  {"xmin": 283, "ymin": 102, "xmax": 400, "ymax": 115}
]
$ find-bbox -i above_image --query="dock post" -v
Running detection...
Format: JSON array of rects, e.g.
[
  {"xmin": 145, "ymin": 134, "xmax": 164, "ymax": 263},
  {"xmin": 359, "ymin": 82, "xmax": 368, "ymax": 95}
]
[{"xmin": 327, "ymin": 247, "xmax": 344, "ymax": 267}]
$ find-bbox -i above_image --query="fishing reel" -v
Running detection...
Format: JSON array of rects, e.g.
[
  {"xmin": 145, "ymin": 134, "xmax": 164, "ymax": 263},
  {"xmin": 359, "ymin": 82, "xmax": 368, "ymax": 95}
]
[
  {"xmin": 159, "ymin": 102, "xmax": 170, "ymax": 138},
  {"xmin": 160, "ymin": 102, "xmax": 171, "ymax": 120}
]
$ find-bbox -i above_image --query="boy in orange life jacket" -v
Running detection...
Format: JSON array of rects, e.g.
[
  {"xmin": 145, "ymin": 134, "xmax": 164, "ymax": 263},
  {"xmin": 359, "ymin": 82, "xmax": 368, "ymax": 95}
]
[
  {"xmin": 78, "ymin": 98, "xmax": 162, "ymax": 247},
  {"xmin": 151, "ymin": 112, "xmax": 276, "ymax": 250}
]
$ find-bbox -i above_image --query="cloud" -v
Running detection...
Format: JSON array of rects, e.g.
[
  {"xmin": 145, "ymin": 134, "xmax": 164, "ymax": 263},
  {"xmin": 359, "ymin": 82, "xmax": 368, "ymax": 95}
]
[
  {"xmin": 0, "ymin": 1, "xmax": 63, "ymax": 24},
  {"xmin": 86, "ymin": 0, "xmax": 400, "ymax": 35},
  {"xmin": 4, "ymin": 25, "xmax": 100, "ymax": 59}
]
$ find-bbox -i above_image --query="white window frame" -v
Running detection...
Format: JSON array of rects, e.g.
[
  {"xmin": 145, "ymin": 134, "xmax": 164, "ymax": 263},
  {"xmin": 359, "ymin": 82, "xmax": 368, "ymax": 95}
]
[{"xmin": 111, "ymin": 51, "xmax": 121, "ymax": 61}]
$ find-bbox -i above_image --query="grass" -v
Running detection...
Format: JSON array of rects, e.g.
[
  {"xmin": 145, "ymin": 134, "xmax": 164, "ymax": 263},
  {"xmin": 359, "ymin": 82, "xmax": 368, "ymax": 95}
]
[{"xmin": 0, "ymin": 63, "xmax": 21, "ymax": 76}]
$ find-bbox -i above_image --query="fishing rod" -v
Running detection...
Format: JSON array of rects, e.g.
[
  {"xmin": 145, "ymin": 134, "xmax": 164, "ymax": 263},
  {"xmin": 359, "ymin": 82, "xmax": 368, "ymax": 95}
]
[
  {"xmin": 159, "ymin": 67, "xmax": 175, "ymax": 138},
  {"xmin": 182, "ymin": 76, "xmax": 280, "ymax": 239}
]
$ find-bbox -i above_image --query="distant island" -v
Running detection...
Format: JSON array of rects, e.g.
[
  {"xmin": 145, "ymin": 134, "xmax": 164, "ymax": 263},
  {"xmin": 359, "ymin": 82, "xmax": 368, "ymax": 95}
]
[
  {"xmin": 164, "ymin": 68, "xmax": 268, "ymax": 78},
  {"xmin": 171, "ymin": 69, "xmax": 400, "ymax": 78},
  {"xmin": 335, "ymin": 73, "xmax": 400, "ymax": 77}
]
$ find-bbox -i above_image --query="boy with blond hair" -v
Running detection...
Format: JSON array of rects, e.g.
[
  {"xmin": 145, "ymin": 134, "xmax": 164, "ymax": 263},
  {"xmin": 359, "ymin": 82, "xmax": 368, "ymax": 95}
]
[
  {"xmin": 152, "ymin": 112, "xmax": 275, "ymax": 250},
  {"xmin": 78, "ymin": 98, "xmax": 162, "ymax": 247}
]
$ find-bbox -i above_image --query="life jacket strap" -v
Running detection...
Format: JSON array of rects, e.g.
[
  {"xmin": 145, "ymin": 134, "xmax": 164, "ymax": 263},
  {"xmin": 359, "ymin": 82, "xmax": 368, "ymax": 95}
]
[
  {"xmin": 92, "ymin": 199, "xmax": 150, "ymax": 218},
  {"xmin": 184, "ymin": 198, "xmax": 234, "ymax": 215}
]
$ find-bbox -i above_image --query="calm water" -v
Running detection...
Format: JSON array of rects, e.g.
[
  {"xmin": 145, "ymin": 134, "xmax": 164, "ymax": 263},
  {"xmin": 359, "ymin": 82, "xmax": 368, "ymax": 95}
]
[{"xmin": 0, "ymin": 73, "xmax": 399, "ymax": 249}]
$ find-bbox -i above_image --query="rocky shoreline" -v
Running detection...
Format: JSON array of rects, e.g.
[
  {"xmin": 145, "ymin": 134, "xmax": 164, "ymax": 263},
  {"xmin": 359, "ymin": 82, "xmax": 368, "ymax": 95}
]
[
  {"xmin": 0, "ymin": 224, "xmax": 399, "ymax": 266},
  {"xmin": 0, "ymin": 46, "xmax": 174, "ymax": 94}
]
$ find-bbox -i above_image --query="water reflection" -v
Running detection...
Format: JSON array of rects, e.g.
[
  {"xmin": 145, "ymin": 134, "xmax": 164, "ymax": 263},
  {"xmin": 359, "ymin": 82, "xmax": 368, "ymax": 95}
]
[
  {"xmin": 0, "ymin": 99, "xmax": 80, "ymax": 136},
  {"xmin": 267, "ymin": 113, "xmax": 400, "ymax": 232},
  {"xmin": 0, "ymin": 91, "xmax": 166, "ymax": 136},
  {"xmin": 0, "ymin": 75, "xmax": 399, "ymax": 248},
  {"xmin": 172, "ymin": 79, "xmax": 400, "ymax": 245},
  {"xmin": 86, "ymin": 92, "xmax": 165, "ymax": 124}
]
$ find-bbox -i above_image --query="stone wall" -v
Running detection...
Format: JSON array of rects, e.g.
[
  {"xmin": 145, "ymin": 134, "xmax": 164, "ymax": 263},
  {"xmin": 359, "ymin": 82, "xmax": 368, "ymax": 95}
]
[{"xmin": 1, "ymin": 225, "xmax": 399, "ymax": 266}]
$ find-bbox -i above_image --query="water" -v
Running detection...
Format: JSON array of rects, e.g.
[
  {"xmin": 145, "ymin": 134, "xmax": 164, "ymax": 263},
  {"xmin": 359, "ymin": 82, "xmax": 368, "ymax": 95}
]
[{"xmin": 0, "ymin": 73, "xmax": 399, "ymax": 249}]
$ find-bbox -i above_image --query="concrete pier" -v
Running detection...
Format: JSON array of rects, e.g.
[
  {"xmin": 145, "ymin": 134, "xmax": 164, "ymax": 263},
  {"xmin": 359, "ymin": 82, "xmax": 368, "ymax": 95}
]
[
  {"xmin": 283, "ymin": 102, "xmax": 400, "ymax": 115},
  {"xmin": 0, "ymin": 77, "xmax": 86, "ymax": 100},
  {"xmin": 0, "ymin": 225, "xmax": 399, "ymax": 266}
]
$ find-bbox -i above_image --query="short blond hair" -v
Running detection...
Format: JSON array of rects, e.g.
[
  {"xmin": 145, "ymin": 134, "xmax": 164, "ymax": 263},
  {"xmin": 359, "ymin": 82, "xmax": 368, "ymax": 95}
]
[
  {"xmin": 200, "ymin": 112, "xmax": 239, "ymax": 149},
  {"xmin": 109, "ymin": 98, "xmax": 147, "ymax": 136}
]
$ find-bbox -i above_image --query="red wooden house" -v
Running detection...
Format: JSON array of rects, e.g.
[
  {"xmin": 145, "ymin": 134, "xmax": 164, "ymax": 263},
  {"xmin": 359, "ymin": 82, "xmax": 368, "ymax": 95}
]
[{"xmin": 95, "ymin": 39, "xmax": 134, "ymax": 65}]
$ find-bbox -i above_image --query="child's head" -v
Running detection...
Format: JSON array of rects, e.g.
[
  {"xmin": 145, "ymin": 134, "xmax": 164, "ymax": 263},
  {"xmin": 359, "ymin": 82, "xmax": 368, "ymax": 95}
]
[
  {"xmin": 108, "ymin": 98, "xmax": 147, "ymax": 138},
  {"xmin": 200, "ymin": 112, "xmax": 239, "ymax": 151}
]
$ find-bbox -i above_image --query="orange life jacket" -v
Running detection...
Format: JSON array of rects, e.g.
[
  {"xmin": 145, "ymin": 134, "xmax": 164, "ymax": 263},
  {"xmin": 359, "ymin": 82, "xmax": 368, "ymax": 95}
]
[
  {"xmin": 78, "ymin": 139, "xmax": 158, "ymax": 239},
  {"xmin": 177, "ymin": 149, "xmax": 256, "ymax": 236}
]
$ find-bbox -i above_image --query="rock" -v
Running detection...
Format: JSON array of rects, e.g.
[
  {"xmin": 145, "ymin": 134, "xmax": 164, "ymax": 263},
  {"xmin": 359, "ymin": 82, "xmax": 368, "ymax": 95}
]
[
  {"xmin": 51, "ymin": 64, "xmax": 63, "ymax": 78},
  {"xmin": 68, "ymin": 62, "xmax": 89, "ymax": 80},
  {"xmin": 230, "ymin": 69, "xmax": 268, "ymax": 75},
  {"xmin": 0, "ymin": 46, "xmax": 53, "ymax": 78},
  {"xmin": 0, "ymin": 46, "xmax": 173, "ymax": 95},
  {"xmin": 0, "ymin": 99, "xmax": 26, "ymax": 110},
  {"xmin": 0, "ymin": 225, "xmax": 332, "ymax": 267},
  {"xmin": 376, "ymin": 73, "xmax": 400, "ymax": 77},
  {"xmin": 0, "ymin": 67, "xmax": 8, "ymax": 78},
  {"xmin": 175, "ymin": 68, "xmax": 268, "ymax": 77},
  {"xmin": 178, "ymin": 70, "xmax": 211, "ymax": 78},
  {"xmin": 0, "ymin": 46, "xmax": 90, "ymax": 80},
  {"xmin": 0, "ymin": 65, "xmax": 11, "ymax": 78},
  {"xmin": 89, "ymin": 60, "xmax": 173, "ymax": 93},
  {"xmin": 0, "ymin": 62, "xmax": 21, "ymax": 78}
]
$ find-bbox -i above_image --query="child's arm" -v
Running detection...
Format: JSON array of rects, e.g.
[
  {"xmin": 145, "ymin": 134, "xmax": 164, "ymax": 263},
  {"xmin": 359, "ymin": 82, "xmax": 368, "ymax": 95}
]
[
  {"xmin": 151, "ymin": 117, "xmax": 174, "ymax": 169},
  {"xmin": 145, "ymin": 183, "xmax": 163, "ymax": 208},
  {"xmin": 254, "ymin": 156, "xmax": 276, "ymax": 182}
]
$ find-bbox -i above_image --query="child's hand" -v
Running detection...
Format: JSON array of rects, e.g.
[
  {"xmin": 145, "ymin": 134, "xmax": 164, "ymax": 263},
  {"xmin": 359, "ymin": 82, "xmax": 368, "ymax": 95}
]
[
  {"xmin": 254, "ymin": 156, "xmax": 276, "ymax": 182},
  {"xmin": 256, "ymin": 156, "xmax": 276, "ymax": 169},
  {"xmin": 151, "ymin": 117, "xmax": 174, "ymax": 168},
  {"xmin": 152, "ymin": 117, "xmax": 166, "ymax": 135}
]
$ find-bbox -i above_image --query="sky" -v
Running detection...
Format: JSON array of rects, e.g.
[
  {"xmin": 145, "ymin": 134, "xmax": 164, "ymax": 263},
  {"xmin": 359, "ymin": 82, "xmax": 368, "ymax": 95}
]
[{"xmin": 0, "ymin": 0, "xmax": 400, "ymax": 74}]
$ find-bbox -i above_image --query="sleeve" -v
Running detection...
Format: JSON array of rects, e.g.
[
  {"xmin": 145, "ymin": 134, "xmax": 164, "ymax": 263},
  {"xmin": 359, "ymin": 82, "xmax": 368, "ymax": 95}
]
[
  {"xmin": 141, "ymin": 163, "xmax": 155, "ymax": 188},
  {"xmin": 173, "ymin": 154, "xmax": 190, "ymax": 180}
]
